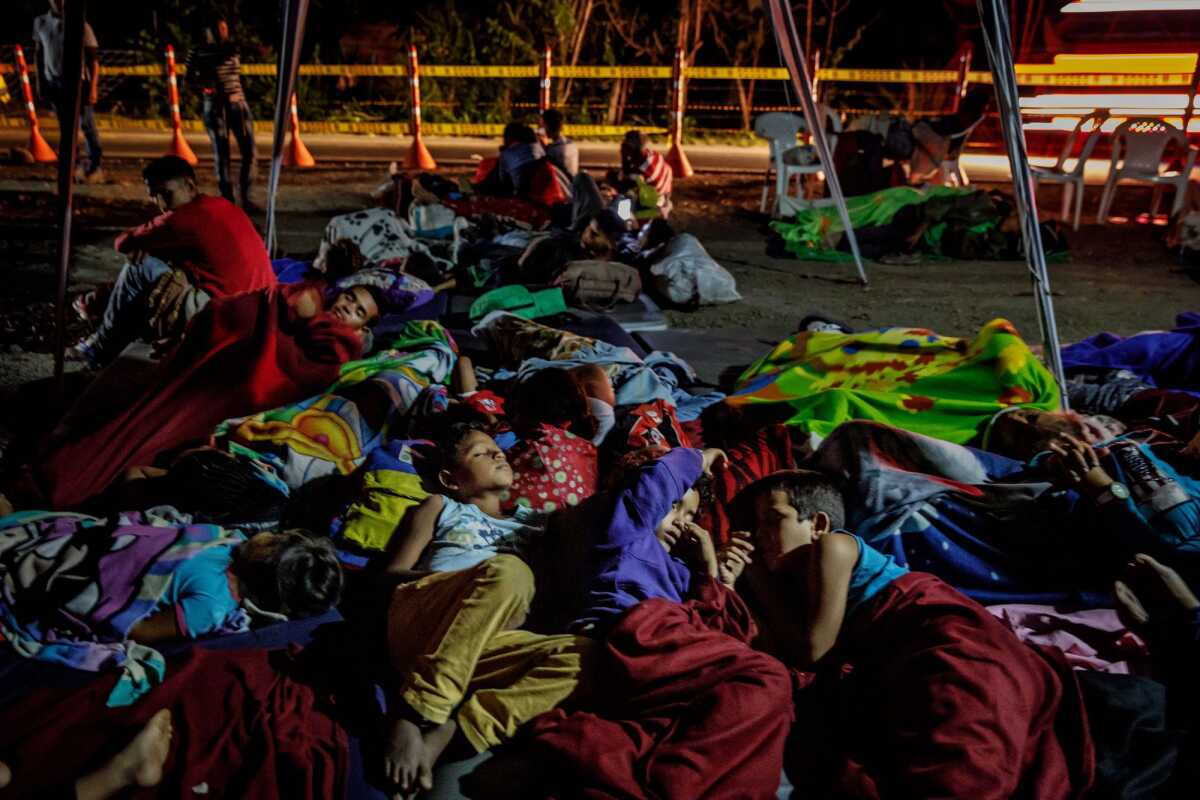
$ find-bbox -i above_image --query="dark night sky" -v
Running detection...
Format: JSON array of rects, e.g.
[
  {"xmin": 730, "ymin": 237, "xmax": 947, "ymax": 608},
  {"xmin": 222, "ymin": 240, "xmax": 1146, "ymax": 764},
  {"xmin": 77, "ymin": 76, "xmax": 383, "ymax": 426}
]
[{"xmin": 9, "ymin": 0, "xmax": 975, "ymax": 70}]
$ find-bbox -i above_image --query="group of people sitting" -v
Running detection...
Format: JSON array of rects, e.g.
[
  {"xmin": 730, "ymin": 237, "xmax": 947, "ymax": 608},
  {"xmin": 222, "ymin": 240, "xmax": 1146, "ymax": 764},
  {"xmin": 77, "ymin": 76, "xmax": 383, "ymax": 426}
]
[{"xmin": 2, "ymin": 146, "xmax": 1200, "ymax": 799}]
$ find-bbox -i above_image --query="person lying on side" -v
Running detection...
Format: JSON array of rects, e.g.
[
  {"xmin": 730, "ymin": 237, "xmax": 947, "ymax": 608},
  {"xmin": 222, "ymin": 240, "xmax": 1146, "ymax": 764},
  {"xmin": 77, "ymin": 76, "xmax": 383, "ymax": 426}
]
[
  {"xmin": 375, "ymin": 422, "xmax": 593, "ymax": 798},
  {"xmin": 743, "ymin": 470, "xmax": 1092, "ymax": 799}
]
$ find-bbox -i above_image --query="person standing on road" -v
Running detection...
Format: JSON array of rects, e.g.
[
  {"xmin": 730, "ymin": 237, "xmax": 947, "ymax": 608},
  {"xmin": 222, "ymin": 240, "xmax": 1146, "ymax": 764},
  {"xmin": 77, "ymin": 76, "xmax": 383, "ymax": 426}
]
[
  {"xmin": 33, "ymin": 0, "xmax": 104, "ymax": 182},
  {"xmin": 185, "ymin": 16, "xmax": 257, "ymax": 209}
]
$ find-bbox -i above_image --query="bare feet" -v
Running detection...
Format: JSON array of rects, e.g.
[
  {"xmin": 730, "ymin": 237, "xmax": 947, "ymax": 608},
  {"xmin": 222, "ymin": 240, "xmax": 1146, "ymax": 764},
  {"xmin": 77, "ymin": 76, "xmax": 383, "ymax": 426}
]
[
  {"xmin": 384, "ymin": 716, "xmax": 427, "ymax": 798},
  {"xmin": 0, "ymin": 759, "xmax": 11, "ymax": 789},
  {"xmin": 75, "ymin": 709, "xmax": 173, "ymax": 800},
  {"xmin": 383, "ymin": 714, "xmax": 458, "ymax": 799},
  {"xmin": 1114, "ymin": 553, "xmax": 1200, "ymax": 632}
]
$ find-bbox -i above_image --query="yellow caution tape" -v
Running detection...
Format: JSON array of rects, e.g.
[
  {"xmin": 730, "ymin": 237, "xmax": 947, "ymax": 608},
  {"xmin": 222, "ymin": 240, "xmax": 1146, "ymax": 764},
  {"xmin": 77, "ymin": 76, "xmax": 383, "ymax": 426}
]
[
  {"xmin": 0, "ymin": 114, "xmax": 662, "ymax": 138},
  {"xmin": 0, "ymin": 73, "xmax": 9, "ymax": 105},
  {"xmin": 554, "ymin": 66, "xmax": 672, "ymax": 79},
  {"xmin": 3, "ymin": 60, "xmax": 1192, "ymax": 88}
]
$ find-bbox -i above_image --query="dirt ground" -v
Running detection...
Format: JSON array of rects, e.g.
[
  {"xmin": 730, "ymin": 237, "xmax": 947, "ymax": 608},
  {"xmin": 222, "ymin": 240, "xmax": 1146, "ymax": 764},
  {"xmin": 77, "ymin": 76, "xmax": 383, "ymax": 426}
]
[{"xmin": 0, "ymin": 159, "xmax": 1193, "ymax": 417}]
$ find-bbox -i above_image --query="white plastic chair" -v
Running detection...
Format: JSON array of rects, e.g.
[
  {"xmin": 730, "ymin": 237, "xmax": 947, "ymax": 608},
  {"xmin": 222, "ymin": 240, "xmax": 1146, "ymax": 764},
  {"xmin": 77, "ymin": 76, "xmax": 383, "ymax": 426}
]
[
  {"xmin": 754, "ymin": 107, "xmax": 841, "ymax": 217},
  {"xmin": 1031, "ymin": 113, "xmax": 1106, "ymax": 230},
  {"xmin": 1096, "ymin": 117, "xmax": 1198, "ymax": 224},
  {"xmin": 940, "ymin": 115, "xmax": 984, "ymax": 187}
]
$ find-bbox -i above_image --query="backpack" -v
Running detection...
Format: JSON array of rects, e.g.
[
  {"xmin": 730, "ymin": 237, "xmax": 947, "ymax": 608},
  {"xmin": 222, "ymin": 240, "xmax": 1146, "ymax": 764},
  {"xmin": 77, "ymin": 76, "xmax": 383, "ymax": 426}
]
[{"xmin": 554, "ymin": 260, "xmax": 642, "ymax": 309}]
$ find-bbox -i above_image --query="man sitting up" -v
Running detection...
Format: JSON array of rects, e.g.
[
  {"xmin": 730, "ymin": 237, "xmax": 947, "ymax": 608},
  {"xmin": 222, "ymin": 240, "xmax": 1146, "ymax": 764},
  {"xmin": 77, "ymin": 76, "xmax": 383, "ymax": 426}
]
[{"xmin": 70, "ymin": 155, "xmax": 275, "ymax": 368}]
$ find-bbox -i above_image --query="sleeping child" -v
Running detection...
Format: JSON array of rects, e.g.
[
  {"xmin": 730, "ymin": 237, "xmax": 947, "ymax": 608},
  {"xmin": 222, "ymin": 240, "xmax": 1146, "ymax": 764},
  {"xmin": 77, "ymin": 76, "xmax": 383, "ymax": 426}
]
[
  {"xmin": 378, "ymin": 422, "xmax": 593, "ymax": 798},
  {"xmin": 529, "ymin": 447, "xmax": 791, "ymax": 800},
  {"xmin": 0, "ymin": 509, "xmax": 342, "ymax": 706},
  {"xmin": 742, "ymin": 470, "xmax": 1093, "ymax": 799}
]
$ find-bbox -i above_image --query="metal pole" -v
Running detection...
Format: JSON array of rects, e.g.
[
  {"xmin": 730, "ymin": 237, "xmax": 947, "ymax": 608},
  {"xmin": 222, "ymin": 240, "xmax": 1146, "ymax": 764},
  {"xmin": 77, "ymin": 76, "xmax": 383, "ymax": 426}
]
[
  {"xmin": 765, "ymin": 0, "xmax": 868, "ymax": 286},
  {"xmin": 265, "ymin": 0, "xmax": 311, "ymax": 256},
  {"xmin": 665, "ymin": 47, "xmax": 694, "ymax": 179},
  {"xmin": 952, "ymin": 43, "xmax": 973, "ymax": 114},
  {"xmin": 978, "ymin": 0, "xmax": 1069, "ymax": 408},
  {"xmin": 52, "ymin": 0, "xmax": 87, "ymax": 397}
]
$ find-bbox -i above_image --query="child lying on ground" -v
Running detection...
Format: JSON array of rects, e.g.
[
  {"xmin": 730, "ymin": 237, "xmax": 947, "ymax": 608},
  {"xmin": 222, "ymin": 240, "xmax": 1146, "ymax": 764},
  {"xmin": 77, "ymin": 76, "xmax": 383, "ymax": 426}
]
[
  {"xmin": 529, "ymin": 447, "xmax": 791, "ymax": 800},
  {"xmin": 743, "ymin": 470, "xmax": 1092, "ymax": 799},
  {"xmin": 0, "ymin": 509, "xmax": 341, "ymax": 705},
  {"xmin": 377, "ymin": 422, "xmax": 593, "ymax": 798}
]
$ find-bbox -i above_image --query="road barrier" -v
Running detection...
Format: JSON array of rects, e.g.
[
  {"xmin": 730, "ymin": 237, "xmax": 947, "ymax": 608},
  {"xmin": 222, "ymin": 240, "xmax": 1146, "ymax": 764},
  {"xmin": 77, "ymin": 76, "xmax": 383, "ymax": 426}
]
[
  {"xmin": 163, "ymin": 45, "xmax": 198, "ymax": 164},
  {"xmin": 6, "ymin": 45, "xmax": 1197, "ymax": 170}
]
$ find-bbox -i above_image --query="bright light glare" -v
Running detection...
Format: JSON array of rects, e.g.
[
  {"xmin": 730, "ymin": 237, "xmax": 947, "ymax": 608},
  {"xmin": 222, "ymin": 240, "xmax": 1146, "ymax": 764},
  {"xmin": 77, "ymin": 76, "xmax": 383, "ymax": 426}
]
[
  {"xmin": 1020, "ymin": 93, "xmax": 1190, "ymax": 108},
  {"xmin": 1015, "ymin": 53, "xmax": 1198, "ymax": 73}
]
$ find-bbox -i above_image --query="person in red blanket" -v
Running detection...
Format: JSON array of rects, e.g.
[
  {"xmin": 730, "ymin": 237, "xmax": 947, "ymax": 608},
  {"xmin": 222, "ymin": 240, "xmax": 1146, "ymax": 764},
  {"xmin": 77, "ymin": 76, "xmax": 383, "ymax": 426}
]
[
  {"xmin": 69, "ymin": 156, "xmax": 275, "ymax": 369},
  {"xmin": 37, "ymin": 278, "xmax": 382, "ymax": 510},
  {"xmin": 742, "ymin": 470, "xmax": 1094, "ymax": 799}
]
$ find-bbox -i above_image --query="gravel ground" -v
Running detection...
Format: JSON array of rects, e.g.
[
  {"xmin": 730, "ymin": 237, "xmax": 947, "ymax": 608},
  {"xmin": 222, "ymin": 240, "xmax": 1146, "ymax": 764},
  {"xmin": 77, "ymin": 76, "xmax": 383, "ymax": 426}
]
[{"xmin": 0, "ymin": 161, "xmax": 1193, "ymax": 451}]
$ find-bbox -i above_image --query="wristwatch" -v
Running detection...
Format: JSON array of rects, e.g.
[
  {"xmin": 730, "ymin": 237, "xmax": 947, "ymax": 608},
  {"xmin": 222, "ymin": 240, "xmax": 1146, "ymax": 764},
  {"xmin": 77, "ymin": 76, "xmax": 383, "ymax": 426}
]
[{"xmin": 1095, "ymin": 482, "xmax": 1130, "ymax": 506}]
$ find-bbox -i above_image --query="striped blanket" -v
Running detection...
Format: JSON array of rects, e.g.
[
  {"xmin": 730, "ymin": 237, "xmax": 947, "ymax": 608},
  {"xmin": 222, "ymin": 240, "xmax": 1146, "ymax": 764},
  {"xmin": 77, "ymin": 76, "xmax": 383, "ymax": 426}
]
[{"xmin": 0, "ymin": 509, "xmax": 248, "ymax": 706}]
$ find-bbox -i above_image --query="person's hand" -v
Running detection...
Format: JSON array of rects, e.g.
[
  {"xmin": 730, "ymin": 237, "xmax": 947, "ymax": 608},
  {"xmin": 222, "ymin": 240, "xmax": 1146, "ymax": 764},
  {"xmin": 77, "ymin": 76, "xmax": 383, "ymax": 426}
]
[
  {"xmin": 717, "ymin": 530, "xmax": 754, "ymax": 587},
  {"xmin": 701, "ymin": 448, "xmax": 728, "ymax": 477},
  {"xmin": 681, "ymin": 522, "xmax": 720, "ymax": 578},
  {"xmin": 1045, "ymin": 434, "xmax": 1111, "ymax": 497}
]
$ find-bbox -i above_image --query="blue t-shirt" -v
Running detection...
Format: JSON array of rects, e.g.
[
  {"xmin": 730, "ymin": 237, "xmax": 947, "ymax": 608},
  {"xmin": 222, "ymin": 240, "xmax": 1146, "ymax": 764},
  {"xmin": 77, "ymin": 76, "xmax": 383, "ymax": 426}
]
[
  {"xmin": 844, "ymin": 532, "xmax": 909, "ymax": 616},
  {"xmin": 571, "ymin": 448, "xmax": 701, "ymax": 633},
  {"xmin": 160, "ymin": 541, "xmax": 243, "ymax": 639},
  {"xmin": 418, "ymin": 496, "xmax": 547, "ymax": 573}
]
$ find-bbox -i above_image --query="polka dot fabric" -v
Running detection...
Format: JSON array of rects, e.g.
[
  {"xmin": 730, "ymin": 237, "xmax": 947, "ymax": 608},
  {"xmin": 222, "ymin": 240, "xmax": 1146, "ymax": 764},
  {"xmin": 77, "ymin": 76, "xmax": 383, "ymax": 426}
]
[{"xmin": 501, "ymin": 423, "xmax": 599, "ymax": 514}]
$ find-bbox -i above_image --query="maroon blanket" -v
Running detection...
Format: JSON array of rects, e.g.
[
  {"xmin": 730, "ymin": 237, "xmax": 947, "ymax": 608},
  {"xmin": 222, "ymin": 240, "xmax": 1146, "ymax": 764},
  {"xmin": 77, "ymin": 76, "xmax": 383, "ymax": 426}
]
[
  {"xmin": 0, "ymin": 647, "xmax": 348, "ymax": 800},
  {"xmin": 795, "ymin": 572, "xmax": 1095, "ymax": 799},
  {"xmin": 529, "ymin": 578, "xmax": 795, "ymax": 800},
  {"xmin": 39, "ymin": 283, "xmax": 361, "ymax": 509},
  {"xmin": 694, "ymin": 423, "xmax": 797, "ymax": 545}
]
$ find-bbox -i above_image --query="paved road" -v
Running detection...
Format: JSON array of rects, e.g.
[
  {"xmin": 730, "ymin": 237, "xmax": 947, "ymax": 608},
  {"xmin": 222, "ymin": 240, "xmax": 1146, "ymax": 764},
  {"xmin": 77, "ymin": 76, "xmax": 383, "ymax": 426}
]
[{"xmin": 0, "ymin": 127, "xmax": 1077, "ymax": 183}]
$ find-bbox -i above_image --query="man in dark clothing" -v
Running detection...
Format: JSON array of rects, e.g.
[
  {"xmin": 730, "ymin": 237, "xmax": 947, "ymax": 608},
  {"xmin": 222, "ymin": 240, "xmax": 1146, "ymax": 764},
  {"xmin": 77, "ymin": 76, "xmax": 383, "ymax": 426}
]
[
  {"xmin": 185, "ymin": 17, "xmax": 257, "ymax": 208},
  {"xmin": 33, "ymin": 0, "xmax": 103, "ymax": 181}
]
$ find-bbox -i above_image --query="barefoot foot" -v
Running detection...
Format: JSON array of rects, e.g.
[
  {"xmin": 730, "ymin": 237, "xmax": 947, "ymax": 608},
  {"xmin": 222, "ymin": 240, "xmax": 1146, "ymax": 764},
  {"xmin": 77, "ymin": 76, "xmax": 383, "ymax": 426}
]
[
  {"xmin": 417, "ymin": 718, "xmax": 458, "ymax": 793},
  {"xmin": 0, "ymin": 760, "xmax": 11, "ymax": 789},
  {"xmin": 76, "ymin": 709, "xmax": 173, "ymax": 800},
  {"xmin": 383, "ymin": 716, "xmax": 426, "ymax": 798}
]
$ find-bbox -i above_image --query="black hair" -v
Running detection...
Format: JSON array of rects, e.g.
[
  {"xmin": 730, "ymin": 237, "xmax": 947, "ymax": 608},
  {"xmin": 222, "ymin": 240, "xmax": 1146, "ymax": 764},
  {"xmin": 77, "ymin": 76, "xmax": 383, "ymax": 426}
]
[
  {"xmin": 323, "ymin": 238, "xmax": 367, "ymax": 280},
  {"xmin": 431, "ymin": 420, "xmax": 491, "ymax": 471},
  {"xmin": 503, "ymin": 122, "xmax": 538, "ymax": 145},
  {"xmin": 235, "ymin": 529, "xmax": 343, "ymax": 618},
  {"xmin": 336, "ymin": 282, "xmax": 387, "ymax": 326},
  {"xmin": 622, "ymin": 130, "xmax": 647, "ymax": 151},
  {"xmin": 509, "ymin": 369, "xmax": 597, "ymax": 441},
  {"xmin": 142, "ymin": 155, "xmax": 196, "ymax": 186},
  {"xmin": 590, "ymin": 209, "xmax": 628, "ymax": 242},
  {"xmin": 168, "ymin": 449, "xmax": 287, "ymax": 524},
  {"xmin": 750, "ymin": 470, "xmax": 846, "ymax": 530},
  {"xmin": 542, "ymin": 108, "xmax": 564, "ymax": 138}
]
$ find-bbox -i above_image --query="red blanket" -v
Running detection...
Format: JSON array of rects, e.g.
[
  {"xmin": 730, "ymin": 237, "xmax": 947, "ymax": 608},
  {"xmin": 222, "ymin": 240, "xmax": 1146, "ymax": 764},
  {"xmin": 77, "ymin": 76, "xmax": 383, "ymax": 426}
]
[
  {"xmin": 794, "ymin": 572, "xmax": 1095, "ymax": 799},
  {"xmin": 695, "ymin": 423, "xmax": 797, "ymax": 545},
  {"xmin": 39, "ymin": 283, "xmax": 361, "ymax": 508},
  {"xmin": 0, "ymin": 647, "xmax": 348, "ymax": 800},
  {"xmin": 529, "ymin": 578, "xmax": 795, "ymax": 800}
]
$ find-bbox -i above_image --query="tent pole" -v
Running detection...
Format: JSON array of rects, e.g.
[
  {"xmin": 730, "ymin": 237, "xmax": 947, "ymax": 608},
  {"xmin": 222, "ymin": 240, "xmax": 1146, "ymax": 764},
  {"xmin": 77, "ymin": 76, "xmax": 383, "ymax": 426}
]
[
  {"xmin": 52, "ymin": 0, "xmax": 88, "ymax": 401},
  {"xmin": 265, "ymin": 0, "xmax": 311, "ymax": 256},
  {"xmin": 765, "ymin": 0, "xmax": 868, "ymax": 287},
  {"xmin": 977, "ymin": 0, "xmax": 1069, "ymax": 409}
]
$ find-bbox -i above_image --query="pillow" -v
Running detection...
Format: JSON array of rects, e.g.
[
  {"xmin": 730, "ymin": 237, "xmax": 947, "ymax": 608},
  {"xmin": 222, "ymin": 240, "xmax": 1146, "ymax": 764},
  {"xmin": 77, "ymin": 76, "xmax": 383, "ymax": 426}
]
[{"xmin": 501, "ymin": 424, "xmax": 599, "ymax": 514}]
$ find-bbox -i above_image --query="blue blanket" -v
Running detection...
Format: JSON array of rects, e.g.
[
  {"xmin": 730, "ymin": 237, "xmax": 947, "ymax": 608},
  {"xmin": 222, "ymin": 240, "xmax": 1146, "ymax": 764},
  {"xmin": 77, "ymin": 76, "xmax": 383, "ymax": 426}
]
[{"xmin": 1061, "ymin": 312, "xmax": 1200, "ymax": 392}]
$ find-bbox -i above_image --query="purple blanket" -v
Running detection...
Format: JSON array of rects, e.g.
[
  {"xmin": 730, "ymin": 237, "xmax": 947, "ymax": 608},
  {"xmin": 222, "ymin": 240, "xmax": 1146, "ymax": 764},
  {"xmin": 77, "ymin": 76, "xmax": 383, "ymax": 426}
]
[{"xmin": 1061, "ymin": 312, "xmax": 1200, "ymax": 392}]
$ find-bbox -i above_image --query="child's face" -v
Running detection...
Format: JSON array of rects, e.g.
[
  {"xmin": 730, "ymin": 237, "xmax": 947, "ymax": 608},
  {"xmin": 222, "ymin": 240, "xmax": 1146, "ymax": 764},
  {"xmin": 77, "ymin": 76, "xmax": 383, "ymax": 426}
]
[
  {"xmin": 443, "ymin": 430, "xmax": 513, "ymax": 495},
  {"xmin": 655, "ymin": 487, "xmax": 700, "ymax": 552},
  {"xmin": 754, "ymin": 490, "xmax": 822, "ymax": 573}
]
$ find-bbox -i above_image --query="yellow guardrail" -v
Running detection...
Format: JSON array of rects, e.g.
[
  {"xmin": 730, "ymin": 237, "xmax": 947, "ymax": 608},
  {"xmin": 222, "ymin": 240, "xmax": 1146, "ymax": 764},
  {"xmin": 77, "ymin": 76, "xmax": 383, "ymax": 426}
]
[{"xmin": 1, "ymin": 61, "xmax": 1195, "ymax": 87}]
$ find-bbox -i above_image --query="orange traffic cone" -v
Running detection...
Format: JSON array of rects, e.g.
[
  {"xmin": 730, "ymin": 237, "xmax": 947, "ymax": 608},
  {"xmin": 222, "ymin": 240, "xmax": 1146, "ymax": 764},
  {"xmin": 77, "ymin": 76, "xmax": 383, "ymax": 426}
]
[
  {"xmin": 666, "ymin": 142, "xmax": 693, "ymax": 180},
  {"xmin": 283, "ymin": 93, "xmax": 315, "ymax": 167},
  {"xmin": 163, "ymin": 46, "xmax": 198, "ymax": 165},
  {"xmin": 403, "ymin": 46, "xmax": 437, "ymax": 171},
  {"xmin": 13, "ymin": 45, "xmax": 56, "ymax": 163}
]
